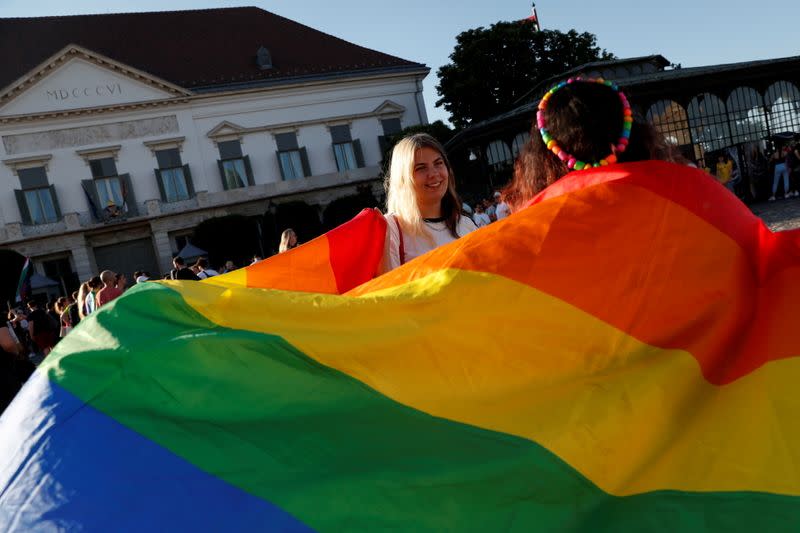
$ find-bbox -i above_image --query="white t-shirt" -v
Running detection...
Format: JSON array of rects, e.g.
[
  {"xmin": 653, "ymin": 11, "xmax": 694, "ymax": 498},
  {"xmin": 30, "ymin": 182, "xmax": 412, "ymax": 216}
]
[
  {"xmin": 382, "ymin": 214, "xmax": 477, "ymax": 273},
  {"xmin": 197, "ymin": 269, "xmax": 220, "ymax": 279},
  {"xmin": 473, "ymin": 212, "xmax": 492, "ymax": 227},
  {"xmin": 495, "ymin": 202, "xmax": 511, "ymax": 220}
]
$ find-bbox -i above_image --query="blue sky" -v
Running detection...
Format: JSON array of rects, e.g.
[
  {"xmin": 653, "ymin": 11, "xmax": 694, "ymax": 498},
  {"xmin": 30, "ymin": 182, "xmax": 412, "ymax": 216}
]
[{"xmin": 2, "ymin": 0, "xmax": 798, "ymax": 125}]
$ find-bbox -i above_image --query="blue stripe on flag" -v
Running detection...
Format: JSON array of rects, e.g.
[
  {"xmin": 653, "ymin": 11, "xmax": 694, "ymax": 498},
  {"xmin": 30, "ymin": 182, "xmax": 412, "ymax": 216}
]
[{"xmin": 0, "ymin": 372, "xmax": 313, "ymax": 532}]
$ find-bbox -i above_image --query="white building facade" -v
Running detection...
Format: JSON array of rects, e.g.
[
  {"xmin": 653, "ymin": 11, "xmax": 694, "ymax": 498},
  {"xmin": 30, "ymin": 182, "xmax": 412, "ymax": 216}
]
[{"xmin": 0, "ymin": 8, "xmax": 428, "ymax": 290}]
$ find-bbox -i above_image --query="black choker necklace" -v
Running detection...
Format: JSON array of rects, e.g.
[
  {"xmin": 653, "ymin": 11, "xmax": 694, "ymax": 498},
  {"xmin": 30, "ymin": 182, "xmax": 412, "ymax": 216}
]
[{"xmin": 423, "ymin": 216, "xmax": 447, "ymax": 223}]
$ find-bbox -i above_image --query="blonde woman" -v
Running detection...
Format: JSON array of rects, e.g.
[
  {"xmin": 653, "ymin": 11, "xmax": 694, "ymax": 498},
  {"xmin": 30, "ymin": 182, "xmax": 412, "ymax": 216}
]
[
  {"xmin": 76, "ymin": 282, "xmax": 91, "ymax": 320},
  {"xmin": 381, "ymin": 133, "xmax": 476, "ymax": 273},
  {"xmin": 279, "ymin": 228, "xmax": 298, "ymax": 253}
]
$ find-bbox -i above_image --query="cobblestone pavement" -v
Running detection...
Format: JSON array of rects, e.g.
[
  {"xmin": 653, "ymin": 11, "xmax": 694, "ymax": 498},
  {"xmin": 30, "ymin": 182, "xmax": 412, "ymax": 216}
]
[{"xmin": 750, "ymin": 196, "xmax": 800, "ymax": 232}]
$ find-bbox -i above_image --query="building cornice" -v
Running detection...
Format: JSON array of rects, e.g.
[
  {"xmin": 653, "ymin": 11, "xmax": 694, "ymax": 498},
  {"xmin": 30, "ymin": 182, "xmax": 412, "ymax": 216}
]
[{"xmin": 206, "ymin": 101, "xmax": 407, "ymax": 139}]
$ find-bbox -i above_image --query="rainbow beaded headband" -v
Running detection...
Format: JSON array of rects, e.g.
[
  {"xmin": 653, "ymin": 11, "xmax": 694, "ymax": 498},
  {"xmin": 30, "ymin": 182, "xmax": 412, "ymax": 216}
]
[{"xmin": 536, "ymin": 77, "xmax": 632, "ymax": 170}]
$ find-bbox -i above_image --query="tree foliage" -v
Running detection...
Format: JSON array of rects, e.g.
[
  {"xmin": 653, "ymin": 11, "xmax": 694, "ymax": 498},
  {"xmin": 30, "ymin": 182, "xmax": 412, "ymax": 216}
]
[{"xmin": 436, "ymin": 24, "xmax": 615, "ymax": 128}]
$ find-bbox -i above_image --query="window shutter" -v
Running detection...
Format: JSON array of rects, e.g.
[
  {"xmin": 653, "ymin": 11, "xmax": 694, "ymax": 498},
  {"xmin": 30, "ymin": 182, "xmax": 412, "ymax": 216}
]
[
  {"xmin": 353, "ymin": 139, "xmax": 365, "ymax": 168},
  {"xmin": 332, "ymin": 145, "xmax": 341, "ymax": 172},
  {"xmin": 183, "ymin": 164, "xmax": 196, "ymax": 197},
  {"xmin": 276, "ymin": 151, "xmax": 287, "ymax": 180},
  {"xmin": 14, "ymin": 189, "xmax": 32, "ymax": 225},
  {"xmin": 299, "ymin": 147, "xmax": 311, "ymax": 177},
  {"xmin": 217, "ymin": 159, "xmax": 229, "ymax": 190},
  {"xmin": 154, "ymin": 169, "xmax": 167, "ymax": 202},
  {"xmin": 81, "ymin": 179, "xmax": 101, "ymax": 221},
  {"xmin": 119, "ymin": 173, "xmax": 138, "ymax": 217},
  {"xmin": 48, "ymin": 185, "xmax": 62, "ymax": 220},
  {"xmin": 243, "ymin": 155, "xmax": 255, "ymax": 186}
]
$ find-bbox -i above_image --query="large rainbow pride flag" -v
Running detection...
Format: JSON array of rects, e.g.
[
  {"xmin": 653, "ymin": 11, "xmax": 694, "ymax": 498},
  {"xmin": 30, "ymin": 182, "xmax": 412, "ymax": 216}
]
[{"xmin": 1, "ymin": 161, "xmax": 800, "ymax": 531}]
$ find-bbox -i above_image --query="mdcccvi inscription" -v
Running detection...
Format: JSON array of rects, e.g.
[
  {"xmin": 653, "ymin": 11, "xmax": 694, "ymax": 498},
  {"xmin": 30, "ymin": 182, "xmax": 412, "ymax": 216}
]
[{"xmin": 46, "ymin": 83, "xmax": 124, "ymax": 101}]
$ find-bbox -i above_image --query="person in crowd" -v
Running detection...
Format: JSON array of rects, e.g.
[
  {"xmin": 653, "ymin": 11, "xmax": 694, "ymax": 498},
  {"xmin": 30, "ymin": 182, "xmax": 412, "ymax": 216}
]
[
  {"xmin": 7, "ymin": 309, "xmax": 33, "ymax": 362},
  {"xmin": 715, "ymin": 153, "xmax": 737, "ymax": 192},
  {"xmin": 222, "ymin": 260, "xmax": 237, "ymax": 273},
  {"xmin": 785, "ymin": 142, "xmax": 800, "ymax": 198},
  {"xmin": 770, "ymin": 147, "xmax": 791, "ymax": 201},
  {"xmin": 45, "ymin": 299, "xmax": 60, "ymax": 327},
  {"xmin": 0, "ymin": 318, "xmax": 34, "ymax": 414},
  {"xmin": 170, "ymin": 257, "xmax": 200, "ymax": 281},
  {"xmin": 26, "ymin": 300, "xmax": 58, "ymax": 357},
  {"xmin": 380, "ymin": 133, "xmax": 477, "ymax": 273},
  {"xmin": 77, "ymin": 282, "xmax": 91, "ymax": 320},
  {"xmin": 194, "ymin": 258, "xmax": 220, "ymax": 279},
  {"xmin": 96, "ymin": 270, "xmax": 124, "ymax": 307},
  {"xmin": 506, "ymin": 78, "xmax": 676, "ymax": 210},
  {"xmin": 135, "ymin": 271, "xmax": 151, "ymax": 284},
  {"xmin": 250, "ymin": 255, "xmax": 263, "ymax": 265},
  {"xmin": 55, "ymin": 297, "xmax": 68, "ymax": 338},
  {"xmin": 85, "ymin": 276, "xmax": 103, "ymax": 316},
  {"xmin": 485, "ymin": 197, "xmax": 498, "ymax": 221},
  {"xmin": 473, "ymin": 203, "xmax": 492, "ymax": 228},
  {"xmin": 495, "ymin": 191, "xmax": 511, "ymax": 220},
  {"xmin": 279, "ymin": 229, "xmax": 298, "ymax": 253}
]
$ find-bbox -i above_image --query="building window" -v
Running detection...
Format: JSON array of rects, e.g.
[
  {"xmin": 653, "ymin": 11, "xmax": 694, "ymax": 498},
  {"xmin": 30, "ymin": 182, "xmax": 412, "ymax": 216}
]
[
  {"xmin": 216, "ymin": 140, "xmax": 254, "ymax": 190},
  {"xmin": 154, "ymin": 148, "xmax": 194, "ymax": 202},
  {"xmin": 81, "ymin": 156, "xmax": 137, "ymax": 221},
  {"xmin": 646, "ymin": 100, "xmax": 692, "ymax": 147},
  {"xmin": 334, "ymin": 142, "xmax": 358, "ymax": 171},
  {"xmin": 511, "ymin": 132, "xmax": 531, "ymax": 158},
  {"xmin": 765, "ymin": 81, "xmax": 800, "ymax": 133},
  {"xmin": 275, "ymin": 132, "xmax": 311, "ymax": 180},
  {"xmin": 330, "ymin": 125, "xmax": 364, "ymax": 172},
  {"xmin": 486, "ymin": 140, "xmax": 513, "ymax": 169},
  {"xmin": 378, "ymin": 118, "xmax": 403, "ymax": 155},
  {"xmin": 14, "ymin": 167, "xmax": 61, "ymax": 225}
]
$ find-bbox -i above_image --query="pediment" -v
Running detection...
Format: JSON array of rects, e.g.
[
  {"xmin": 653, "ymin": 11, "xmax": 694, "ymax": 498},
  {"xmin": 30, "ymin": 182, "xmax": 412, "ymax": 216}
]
[
  {"xmin": 373, "ymin": 100, "xmax": 406, "ymax": 116},
  {"xmin": 0, "ymin": 44, "xmax": 191, "ymax": 118},
  {"xmin": 207, "ymin": 121, "xmax": 247, "ymax": 138}
]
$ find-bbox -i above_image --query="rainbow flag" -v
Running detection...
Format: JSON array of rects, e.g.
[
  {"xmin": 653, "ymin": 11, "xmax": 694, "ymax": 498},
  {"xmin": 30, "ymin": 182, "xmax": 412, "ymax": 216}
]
[{"xmin": 1, "ymin": 161, "xmax": 799, "ymax": 531}]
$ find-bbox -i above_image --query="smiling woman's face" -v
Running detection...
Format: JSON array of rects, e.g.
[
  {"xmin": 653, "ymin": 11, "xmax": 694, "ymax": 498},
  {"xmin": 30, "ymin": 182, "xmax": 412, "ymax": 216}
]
[{"xmin": 412, "ymin": 147, "xmax": 449, "ymax": 207}]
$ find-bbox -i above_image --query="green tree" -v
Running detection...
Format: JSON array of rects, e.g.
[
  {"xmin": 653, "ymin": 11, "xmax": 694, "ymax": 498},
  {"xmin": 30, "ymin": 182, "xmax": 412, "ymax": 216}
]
[{"xmin": 436, "ymin": 24, "xmax": 615, "ymax": 128}]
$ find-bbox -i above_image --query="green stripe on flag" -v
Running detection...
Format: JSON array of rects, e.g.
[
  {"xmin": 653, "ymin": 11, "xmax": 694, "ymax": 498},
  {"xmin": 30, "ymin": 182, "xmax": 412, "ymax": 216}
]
[{"xmin": 44, "ymin": 283, "xmax": 800, "ymax": 532}]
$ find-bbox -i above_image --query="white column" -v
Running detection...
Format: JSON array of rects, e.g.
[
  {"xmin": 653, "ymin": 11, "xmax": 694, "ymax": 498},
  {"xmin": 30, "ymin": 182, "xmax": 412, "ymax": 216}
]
[
  {"xmin": 70, "ymin": 238, "xmax": 94, "ymax": 282},
  {"xmin": 151, "ymin": 228, "xmax": 173, "ymax": 276}
]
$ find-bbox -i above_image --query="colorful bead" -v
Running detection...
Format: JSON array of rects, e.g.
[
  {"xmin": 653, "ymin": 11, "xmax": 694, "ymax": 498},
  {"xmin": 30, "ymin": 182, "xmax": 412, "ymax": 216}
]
[{"xmin": 537, "ymin": 77, "xmax": 631, "ymax": 171}]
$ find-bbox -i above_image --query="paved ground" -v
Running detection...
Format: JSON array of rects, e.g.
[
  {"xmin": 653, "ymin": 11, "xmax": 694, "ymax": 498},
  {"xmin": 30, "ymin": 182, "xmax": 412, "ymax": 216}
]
[{"xmin": 750, "ymin": 197, "xmax": 800, "ymax": 232}]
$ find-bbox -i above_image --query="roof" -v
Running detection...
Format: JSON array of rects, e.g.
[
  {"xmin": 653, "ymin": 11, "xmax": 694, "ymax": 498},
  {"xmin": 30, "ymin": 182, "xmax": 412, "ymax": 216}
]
[
  {"xmin": 610, "ymin": 54, "xmax": 800, "ymax": 86},
  {"xmin": 0, "ymin": 7, "xmax": 426, "ymax": 93},
  {"xmin": 446, "ymin": 54, "xmax": 800, "ymax": 151}
]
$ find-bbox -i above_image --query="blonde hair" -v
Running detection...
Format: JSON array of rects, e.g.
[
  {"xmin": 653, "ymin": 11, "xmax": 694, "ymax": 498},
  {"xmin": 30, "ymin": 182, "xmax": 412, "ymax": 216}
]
[
  {"xmin": 385, "ymin": 133, "xmax": 461, "ymax": 239},
  {"xmin": 77, "ymin": 282, "xmax": 90, "ymax": 319},
  {"xmin": 279, "ymin": 228, "xmax": 297, "ymax": 253}
]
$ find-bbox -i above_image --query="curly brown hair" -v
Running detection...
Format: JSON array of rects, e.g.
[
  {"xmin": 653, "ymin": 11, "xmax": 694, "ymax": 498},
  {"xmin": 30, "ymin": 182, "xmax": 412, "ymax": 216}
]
[{"xmin": 505, "ymin": 81, "xmax": 679, "ymax": 211}]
